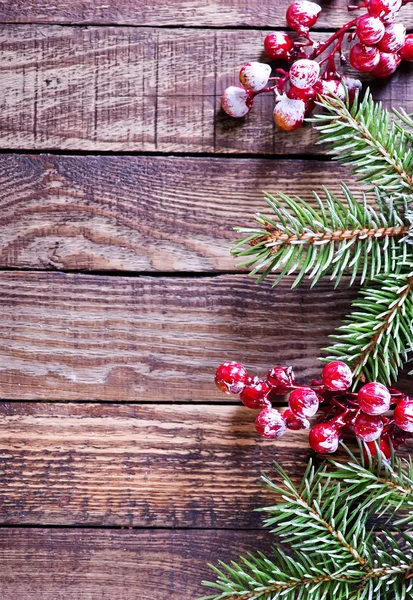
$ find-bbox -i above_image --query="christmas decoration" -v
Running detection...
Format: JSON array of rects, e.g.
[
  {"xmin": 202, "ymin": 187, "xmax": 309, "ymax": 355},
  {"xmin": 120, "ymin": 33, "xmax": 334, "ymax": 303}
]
[
  {"xmin": 200, "ymin": 445, "xmax": 413, "ymax": 599},
  {"xmin": 215, "ymin": 360, "xmax": 412, "ymax": 453},
  {"xmin": 221, "ymin": 0, "xmax": 413, "ymax": 130}
]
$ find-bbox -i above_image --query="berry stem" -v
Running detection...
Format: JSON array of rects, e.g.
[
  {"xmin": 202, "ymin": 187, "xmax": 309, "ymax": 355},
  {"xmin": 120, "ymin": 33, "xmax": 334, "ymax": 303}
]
[{"xmin": 310, "ymin": 18, "xmax": 358, "ymax": 61}]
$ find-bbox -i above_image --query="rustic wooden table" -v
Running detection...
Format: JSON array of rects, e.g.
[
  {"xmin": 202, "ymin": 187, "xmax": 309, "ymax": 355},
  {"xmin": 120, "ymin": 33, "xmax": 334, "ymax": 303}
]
[{"xmin": 1, "ymin": 1, "xmax": 413, "ymax": 598}]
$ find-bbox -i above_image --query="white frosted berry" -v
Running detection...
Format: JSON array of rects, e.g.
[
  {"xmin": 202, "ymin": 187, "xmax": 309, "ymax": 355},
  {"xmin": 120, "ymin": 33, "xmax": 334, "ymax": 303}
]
[
  {"xmin": 342, "ymin": 76, "xmax": 362, "ymax": 104},
  {"xmin": 273, "ymin": 94, "xmax": 305, "ymax": 131},
  {"xmin": 378, "ymin": 23, "xmax": 406, "ymax": 52},
  {"xmin": 317, "ymin": 79, "xmax": 346, "ymax": 101},
  {"xmin": 289, "ymin": 59, "xmax": 320, "ymax": 89},
  {"xmin": 239, "ymin": 62, "xmax": 271, "ymax": 92},
  {"xmin": 221, "ymin": 86, "xmax": 253, "ymax": 118}
]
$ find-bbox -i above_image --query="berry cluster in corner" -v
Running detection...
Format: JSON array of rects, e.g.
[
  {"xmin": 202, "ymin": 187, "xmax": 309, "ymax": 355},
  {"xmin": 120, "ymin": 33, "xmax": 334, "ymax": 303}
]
[
  {"xmin": 222, "ymin": 0, "xmax": 413, "ymax": 131},
  {"xmin": 215, "ymin": 361, "xmax": 413, "ymax": 456}
]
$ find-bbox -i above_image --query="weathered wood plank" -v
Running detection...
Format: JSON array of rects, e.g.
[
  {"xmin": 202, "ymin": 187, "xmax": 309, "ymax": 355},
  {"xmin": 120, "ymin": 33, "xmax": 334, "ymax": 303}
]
[
  {"xmin": 0, "ymin": 528, "xmax": 272, "ymax": 599},
  {"xmin": 1, "ymin": 0, "xmax": 413, "ymax": 28},
  {"xmin": 1, "ymin": 26, "xmax": 412, "ymax": 153},
  {"xmin": 0, "ymin": 402, "xmax": 312, "ymax": 527},
  {"xmin": 1, "ymin": 402, "xmax": 412, "ymax": 527},
  {"xmin": 0, "ymin": 154, "xmax": 356, "ymax": 272},
  {"xmin": 0, "ymin": 271, "xmax": 358, "ymax": 401}
]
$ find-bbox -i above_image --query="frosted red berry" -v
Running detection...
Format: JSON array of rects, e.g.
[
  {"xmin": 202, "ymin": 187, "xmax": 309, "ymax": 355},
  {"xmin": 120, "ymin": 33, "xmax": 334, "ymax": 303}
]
[
  {"xmin": 287, "ymin": 84, "xmax": 317, "ymax": 114},
  {"xmin": 288, "ymin": 387, "xmax": 319, "ymax": 418},
  {"xmin": 264, "ymin": 32, "xmax": 294, "ymax": 60},
  {"xmin": 349, "ymin": 42, "xmax": 380, "ymax": 72},
  {"xmin": 267, "ymin": 366, "xmax": 296, "ymax": 392},
  {"xmin": 289, "ymin": 59, "xmax": 320, "ymax": 89},
  {"xmin": 309, "ymin": 422, "xmax": 340, "ymax": 454},
  {"xmin": 358, "ymin": 382, "xmax": 391, "ymax": 415},
  {"xmin": 342, "ymin": 76, "xmax": 363, "ymax": 104},
  {"xmin": 215, "ymin": 362, "xmax": 248, "ymax": 394},
  {"xmin": 368, "ymin": 0, "xmax": 402, "ymax": 23},
  {"xmin": 240, "ymin": 379, "xmax": 272, "ymax": 409},
  {"xmin": 371, "ymin": 51, "xmax": 401, "ymax": 77},
  {"xmin": 286, "ymin": 0, "xmax": 322, "ymax": 33},
  {"xmin": 364, "ymin": 438, "xmax": 392, "ymax": 461},
  {"xmin": 256, "ymin": 408, "xmax": 287, "ymax": 439},
  {"xmin": 273, "ymin": 95, "xmax": 306, "ymax": 131},
  {"xmin": 378, "ymin": 22, "xmax": 406, "ymax": 52},
  {"xmin": 239, "ymin": 62, "xmax": 272, "ymax": 92},
  {"xmin": 400, "ymin": 34, "xmax": 413, "ymax": 60},
  {"xmin": 356, "ymin": 15, "xmax": 385, "ymax": 45},
  {"xmin": 394, "ymin": 399, "xmax": 413, "ymax": 432},
  {"xmin": 354, "ymin": 412, "xmax": 384, "ymax": 442},
  {"xmin": 221, "ymin": 86, "xmax": 253, "ymax": 118},
  {"xmin": 283, "ymin": 408, "xmax": 310, "ymax": 431},
  {"xmin": 321, "ymin": 361, "xmax": 353, "ymax": 391}
]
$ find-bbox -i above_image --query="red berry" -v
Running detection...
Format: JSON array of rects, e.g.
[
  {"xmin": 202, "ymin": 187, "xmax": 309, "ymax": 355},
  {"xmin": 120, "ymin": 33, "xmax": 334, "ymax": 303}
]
[
  {"xmin": 283, "ymin": 408, "xmax": 310, "ymax": 431},
  {"xmin": 215, "ymin": 362, "xmax": 248, "ymax": 394},
  {"xmin": 288, "ymin": 387, "xmax": 319, "ymax": 418},
  {"xmin": 286, "ymin": 1, "xmax": 322, "ymax": 34},
  {"xmin": 371, "ymin": 51, "xmax": 401, "ymax": 78},
  {"xmin": 267, "ymin": 366, "xmax": 296, "ymax": 392},
  {"xmin": 221, "ymin": 86, "xmax": 253, "ymax": 118},
  {"xmin": 364, "ymin": 438, "xmax": 392, "ymax": 461},
  {"xmin": 289, "ymin": 59, "xmax": 320, "ymax": 89},
  {"xmin": 321, "ymin": 361, "xmax": 353, "ymax": 391},
  {"xmin": 354, "ymin": 411, "xmax": 384, "ymax": 442},
  {"xmin": 356, "ymin": 15, "xmax": 385, "ymax": 45},
  {"xmin": 314, "ymin": 79, "xmax": 346, "ymax": 101},
  {"xmin": 368, "ymin": 0, "xmax": 402, "ymax": 23},
  {"xmin": 240, "ymin": 378, "xmax": 272, "ymax": 409},
  {"xmin": 255, "ymin": 408, "xmax": 287, "ymax": 439},
  {"xmin": 273, "ymin": 95, "xmax": 305, "ymax": 131},
  {"xmin": 400, "ymin": 34, "xmax": 413, "ymax": 61},
  {"xmin": 394, "ymin": 399, "xmax": 413, "ymax": 432},
  {"xmin": 357, "ymin": 382, "xmax": 391, "ymax": 415},
  {"xmin": 378, "ymin": 22, "xmax": 406, "ymax": 52},
  {"xmin": 264, "ymin": 32, "xmax": 294, "ymax": 60},
  {"xmin": 309, "ymin": 422, "xmax": 340, "ymax": 454},
  {"xmin": 239, "ymin": 62, "xmax": 272, "ymax": 92},
  {"xmin": 349, "ymin": 43, "xmax": 380, "ymax": 72},
  {"xmin": 287, "ymin": 84, "xmax": 317, "ymax": 114}
]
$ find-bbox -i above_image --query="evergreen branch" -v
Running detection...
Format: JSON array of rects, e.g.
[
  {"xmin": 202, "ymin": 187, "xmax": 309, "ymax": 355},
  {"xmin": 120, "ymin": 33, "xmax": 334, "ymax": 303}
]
[
  {"xmin": 324, "ymin": 259, "xmax": 413, "ymax": 385},
  {"xmin": 201, "ymin": 446, "xmax": 413, "ymax": 600},
  {"xmin": 232, "ymin": 185, "xmax": 407, "ymax": 288},
  {"xmin": 312, "ymin": 90, "xmax": 413, "ymax": 202}
]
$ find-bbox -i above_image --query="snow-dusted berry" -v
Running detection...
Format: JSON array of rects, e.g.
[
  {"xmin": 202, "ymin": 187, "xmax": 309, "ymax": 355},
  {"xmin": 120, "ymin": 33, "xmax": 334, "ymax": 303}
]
[
  {"xmin": 394, "ymin": 399, "xmax": 413, "ymax": 432},
  {"xmin": 267, "ymin": 366, "xmax": 296, "ymax": 392},
  {"xmin": 255, "ymin": 408, "xmax": 287, "ymax": 439},
  {"xmin": 342, "ymin": 76, "xmax": 363, "ymax": 104},
  {"xmin": 289, "ymin": 59, "xmax": 320, "ymax": 89},
  {"xmin": 239, "ymin": 62, "xmax": 272, "ymax": 92},
  {"xmin": 349, "ymin": 43, "xmax": 380, "ymax": 72},
  {"xmin": 264, "ymin": 32, "xmax": 294, "ymax": 60},
  {"xmin": 371, "ymin": 51, "xmax": 401, "ymax": 78},
  {"xmin": 215, "ymin": 362, "xmax": 249, "ymax": 394},
  {"xmin": 288, "ymin": 387, "xmax": 319, "ymax": 418},
  {"xmin": 309, "ymin": 422, "xmax": 340, "ymax": 454},
  {"xmin": 286, "ymin": 1, "xmax": 322, "ymax": 34},
  {"xmin": 273, "ymin": 95, "xmax": 306, "ymax": 131},
  {"xmin": 378, "ymin": 22, "xmax": 406, "ymax": 52},
  {"xmin": 400, "ymin": 34, "xmax": 413, "ymax": 61},
  {"xmin": 356, "ymin": 15, "xmax": 385, "ymax": 45},
  {"xmin": 240, "ymin": 378, "xmax": 272, "ymax": 409},
  {"xmin": 221, "ymin": 86, "xmax": 253, "ymax": 118},
  {"xmin": 357, "ymin": 382, "xmax": 391, "ymax": 415},
  {"xmin": 354, "ymin": 412, "xmax": 384, "ymax": 442},
  {"xmin": 283, "ymin": 408, "xmax": 310, "ymax": 431},
  {"xmin": 314, "ymin": 79, "xmax": 346, "ymax": 101},
  {"xmin": 321, "ymin": 361, "xmax": 352, "ymax": 391},
  {"xmin": 287, "ymin": 84, "xmax": 317, "ymax": 114},
  {"xmin": 368, "ymin": 0, "xmax": 402, "ymax": 23}
]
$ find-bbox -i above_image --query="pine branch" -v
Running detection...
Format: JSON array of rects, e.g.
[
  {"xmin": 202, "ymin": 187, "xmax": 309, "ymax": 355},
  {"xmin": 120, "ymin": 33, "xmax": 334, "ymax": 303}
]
[
  {"xmin": 312, "ymin": 90, "xmax": 413, "ymax": 203},
  {"xmin": 200, "ymin": 446, "xmax": 413, "ymax": 600},
  {"xmin": 324, "ymin": 259, "xmax": 413, "ymax": 385},
  {"xmin": 232, "ymin": 185, "xmax": 407, "ymax": 288}
]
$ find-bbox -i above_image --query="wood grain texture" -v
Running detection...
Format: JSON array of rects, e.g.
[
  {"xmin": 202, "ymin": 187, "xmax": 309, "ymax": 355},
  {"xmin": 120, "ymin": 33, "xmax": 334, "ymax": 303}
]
[
  {"xmin": 0, "ymin": 271, "xmax": 359, "ymax": 401},
  {"xmin": 0, "ymin": 528, "xmax": 273, "ymax": 600},
  {"xmin": 0, "ymin": 154, "xmax": 356, "ymax": 272},
  {"xmin": 0, "ymin": 402, "xmax": 313, "ymax": 527},
  {"xmin": 1, "ymin": 26, "xmax": 412, "ymax": 153},
  {"xmin": 1, "ymin": 0, "xmax": 413, "ymax": 28}
]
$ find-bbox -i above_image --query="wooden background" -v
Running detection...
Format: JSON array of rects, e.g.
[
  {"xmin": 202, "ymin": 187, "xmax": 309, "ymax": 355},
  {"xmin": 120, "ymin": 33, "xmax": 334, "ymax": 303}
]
[{"xmin": 0, "ymin": 1, "xmax": 413, "ymax": 598}]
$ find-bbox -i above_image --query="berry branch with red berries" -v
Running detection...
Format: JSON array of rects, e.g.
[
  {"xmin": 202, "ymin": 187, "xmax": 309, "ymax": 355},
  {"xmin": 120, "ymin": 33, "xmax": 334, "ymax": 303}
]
[{"xmin": 222, "ymin": 0, "xmax": 413, "ymax": 131}]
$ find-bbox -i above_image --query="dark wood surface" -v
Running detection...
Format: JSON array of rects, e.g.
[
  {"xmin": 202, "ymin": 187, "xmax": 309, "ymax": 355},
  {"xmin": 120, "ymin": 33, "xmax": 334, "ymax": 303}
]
[{"xmin": 1, "ymin": 2, "xmax": 413, "ymax": 598}]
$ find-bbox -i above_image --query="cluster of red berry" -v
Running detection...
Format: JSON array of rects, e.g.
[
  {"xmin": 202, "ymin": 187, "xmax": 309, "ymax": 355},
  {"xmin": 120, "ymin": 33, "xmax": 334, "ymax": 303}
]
[
  {"xmin": 215, "ymin": 361, "xmax": 413, "ymax": 457},
  {"xmin": 222, "ymin": 0, "xmax": 413, "ymax": 131}
]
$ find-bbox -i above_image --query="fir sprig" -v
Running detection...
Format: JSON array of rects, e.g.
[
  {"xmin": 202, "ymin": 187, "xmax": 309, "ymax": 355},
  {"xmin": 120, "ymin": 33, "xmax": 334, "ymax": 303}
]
[{"xmin": 200, "ymin": 445, "xmax": 413, "ymax": 600}]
